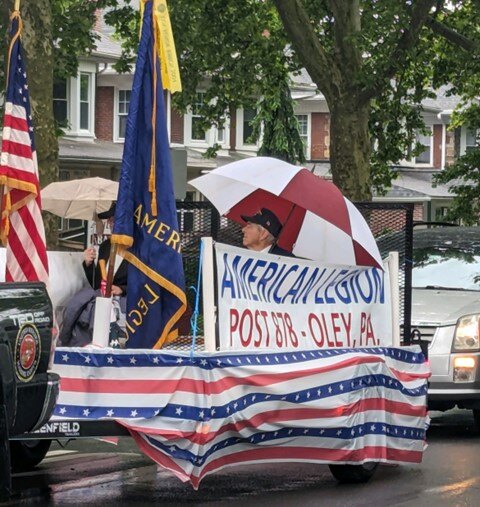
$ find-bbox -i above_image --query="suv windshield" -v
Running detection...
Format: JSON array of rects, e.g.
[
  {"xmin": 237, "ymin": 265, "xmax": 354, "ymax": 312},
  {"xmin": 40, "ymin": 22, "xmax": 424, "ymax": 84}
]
[{"xmin": 413, "ymin": 248, "xmax": 480, "ymax": 291}]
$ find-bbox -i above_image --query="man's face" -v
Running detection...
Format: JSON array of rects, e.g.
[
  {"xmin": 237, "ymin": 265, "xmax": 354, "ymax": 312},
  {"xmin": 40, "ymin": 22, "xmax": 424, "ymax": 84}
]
[{"xmin": 242, "ymin": 222, "xmax": 265, "ymax": 250}]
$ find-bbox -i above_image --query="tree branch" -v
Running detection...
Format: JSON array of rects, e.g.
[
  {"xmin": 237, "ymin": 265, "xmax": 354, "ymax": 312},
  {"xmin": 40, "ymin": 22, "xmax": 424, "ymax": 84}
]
[
  {"xmin": 426, "ymin": 16, "xmax": 479, "ymax": 52},
  {"xmin": 360, "ymin": 0, "xmax": 439, "ymax": 103},
  {"xmin": 273, "ymin": 0, "xmax": 337, "ymax": 102}
]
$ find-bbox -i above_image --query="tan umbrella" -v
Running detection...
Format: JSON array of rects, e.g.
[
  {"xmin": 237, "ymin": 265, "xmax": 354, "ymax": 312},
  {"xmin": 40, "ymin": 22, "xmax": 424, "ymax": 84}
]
[{"xmin": 41, "ymin": 177, "xmax": 119, "ymax": 220}]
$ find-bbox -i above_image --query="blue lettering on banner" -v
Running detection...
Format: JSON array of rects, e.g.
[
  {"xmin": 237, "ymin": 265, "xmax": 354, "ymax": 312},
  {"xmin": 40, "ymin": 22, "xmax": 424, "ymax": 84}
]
[{"xmin": 220, "ymin": 253, "xmax": 385, "ymax": 306}]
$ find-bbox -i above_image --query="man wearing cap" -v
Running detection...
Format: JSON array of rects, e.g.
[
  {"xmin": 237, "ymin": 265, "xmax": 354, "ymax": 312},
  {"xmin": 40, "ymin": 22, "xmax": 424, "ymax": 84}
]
[
  {"xmin": 241, "ymin": 208, "xmax": 293, "ymax": 257},
  {"xmin": 82, "ymin": 202, "xmax": 128, "ymax": 296}
]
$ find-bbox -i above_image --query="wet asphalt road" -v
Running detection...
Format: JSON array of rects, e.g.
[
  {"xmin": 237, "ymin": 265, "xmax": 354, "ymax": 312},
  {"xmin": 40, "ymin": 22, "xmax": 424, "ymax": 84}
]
[{"xmin": 3, "ymin": 409, "xmax": 480, "ymax": 506}]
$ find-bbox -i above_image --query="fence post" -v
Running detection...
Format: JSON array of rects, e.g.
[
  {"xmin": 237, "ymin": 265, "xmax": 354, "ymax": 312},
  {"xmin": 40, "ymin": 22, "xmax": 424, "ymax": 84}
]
[
  {"xmin": 210, "ymin": 207, "xmax": 220, "ymax": 241},
  {"xmin": 201, "ymin": 237, "xmax": 217, "ymax": 352},
  {"xmin": 403, "ymin": 204, "xmax": 414, "ymax": 344}
]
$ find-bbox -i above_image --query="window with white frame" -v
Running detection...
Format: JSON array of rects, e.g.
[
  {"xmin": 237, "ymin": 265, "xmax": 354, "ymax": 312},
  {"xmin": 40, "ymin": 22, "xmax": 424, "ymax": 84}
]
[
  {"xmin": 415, "ymin": 129, "xmax": 432, "ymax": 164},
  {"xmin": 117, "ymin": 89, "xmax": 131, "ymax": 139},
  {"xmin": 191, "ymin": 92, "xmax": 207, "ymax": 141},
  {"xmin": 216, "ymin": 124, "xmax": 225, "ymax": 144},
  {"xmin": 295, "ymin": 114, "xmax": 309, "ymax": 159},
  {"xmin": 79, "ymin": 73, "xmax": 91, "ymax": 131},
  {"xmin": 466, "ymin": 128, "xmax": 478, "ymax": 153},
  {"xmin": 184, "ymin": 93, "xmax": 230, "ymax": 148},
  {"xmin": 53, "ymin": 78, "xmax": 68, "ymax": 125},
  {"xmin": 54, "ymin": 65, "xmax": 95, "ymax": 138},
  {"xmin": 235, "ymin": 106, "xmax": 259, "ymax": 151},
  {"xmin": 242, "ymin": 107, "xmax": 256, "ymax": 145}
]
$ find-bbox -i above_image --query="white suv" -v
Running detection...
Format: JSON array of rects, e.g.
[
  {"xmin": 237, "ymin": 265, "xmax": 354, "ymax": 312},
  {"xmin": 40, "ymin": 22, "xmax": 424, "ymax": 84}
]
[{"xmin": 404, "ymin": 226, "xmax": 480, "ymax": 427}]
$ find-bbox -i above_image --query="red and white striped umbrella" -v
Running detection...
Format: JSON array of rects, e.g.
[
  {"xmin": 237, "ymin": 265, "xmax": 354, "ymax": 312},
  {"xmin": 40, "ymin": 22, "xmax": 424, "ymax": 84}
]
[{"xmin": 190, "ymin": 157, "xmax": 382, "ymax": 268}]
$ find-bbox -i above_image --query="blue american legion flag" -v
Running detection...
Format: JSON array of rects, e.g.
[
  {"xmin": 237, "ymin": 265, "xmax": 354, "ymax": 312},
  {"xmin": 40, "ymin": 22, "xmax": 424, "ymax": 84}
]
[
  {"xmin": 111, "ymin": 0, "xmax": 186, "ymax": 348},
  {"xmin": 0, "ymin": 10, "xmax": 48, "ymax": 283},
  {"xmin": 52, "ymin": 346, "xmax": 429, "ymax": 489}
]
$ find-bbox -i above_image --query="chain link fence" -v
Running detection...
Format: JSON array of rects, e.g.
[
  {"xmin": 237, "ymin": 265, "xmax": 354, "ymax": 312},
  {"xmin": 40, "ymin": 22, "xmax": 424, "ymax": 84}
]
[{"xmin": 173, "ymin": 201, "xmax": 414, "ymax": 351}]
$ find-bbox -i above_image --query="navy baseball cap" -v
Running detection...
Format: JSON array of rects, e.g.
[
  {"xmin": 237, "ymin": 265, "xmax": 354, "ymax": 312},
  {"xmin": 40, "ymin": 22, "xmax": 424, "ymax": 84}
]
[
  {"xmin": 241, "ymin": 208, "xmax": 282, "ymax": 237},
  {"xmin": 97, "ymin": 202, "xmax": 116, "ymax": 219}
]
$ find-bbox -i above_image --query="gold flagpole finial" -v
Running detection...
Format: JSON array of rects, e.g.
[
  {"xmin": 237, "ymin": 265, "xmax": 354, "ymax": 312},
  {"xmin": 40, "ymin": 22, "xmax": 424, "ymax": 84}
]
[{"xmin": 14, "ymin": 0, "xmax": 21, "ymax": 12}]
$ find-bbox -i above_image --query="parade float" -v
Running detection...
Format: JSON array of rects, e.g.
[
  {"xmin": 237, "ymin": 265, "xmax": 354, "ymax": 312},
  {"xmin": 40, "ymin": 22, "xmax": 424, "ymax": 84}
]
[{"xmin": 0, "ymin": 0, "xmax": 429, "ymax": 496}]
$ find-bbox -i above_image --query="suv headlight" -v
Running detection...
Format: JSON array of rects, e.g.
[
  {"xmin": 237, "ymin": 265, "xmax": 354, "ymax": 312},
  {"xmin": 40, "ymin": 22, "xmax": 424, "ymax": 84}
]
[{"xmin": 453, "ymin": 314, "xmax": 480, "ymax": 351}]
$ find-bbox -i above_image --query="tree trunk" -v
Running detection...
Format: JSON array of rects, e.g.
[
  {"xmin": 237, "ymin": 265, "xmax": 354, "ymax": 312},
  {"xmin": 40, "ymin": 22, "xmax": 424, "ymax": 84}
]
[
  {"xmin": 21, "ymin": 0, "xmax": 58, "ymax": 248},
  {"xmin": 329, "ymin": 99, "xmax": 372, "ymax": 201}
]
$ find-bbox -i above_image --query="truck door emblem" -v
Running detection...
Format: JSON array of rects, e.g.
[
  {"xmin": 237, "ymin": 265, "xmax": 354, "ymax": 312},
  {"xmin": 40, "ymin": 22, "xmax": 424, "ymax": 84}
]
[{"xmin": 15, "ymin": 323, "xmax": 41, "ymax": 382}]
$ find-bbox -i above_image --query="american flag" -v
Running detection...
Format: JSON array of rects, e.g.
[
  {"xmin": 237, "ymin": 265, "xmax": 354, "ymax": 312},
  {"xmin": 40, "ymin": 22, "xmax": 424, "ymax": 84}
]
[
  {"xmin": 52, "ymin": 346, "xmax": 429, "ymax": 489},
  {"xmin": 0, "ymin": 12, "xmax": 48, "ymax": 283}
]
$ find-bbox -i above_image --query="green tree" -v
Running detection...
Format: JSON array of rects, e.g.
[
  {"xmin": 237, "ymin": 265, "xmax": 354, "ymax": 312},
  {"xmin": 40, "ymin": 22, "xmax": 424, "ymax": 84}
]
[
  {"xmin": 106, "ymin": 0, "xmax": 480, "ymax": 201},
  {"xmin": 431, "ymin": 2, "xmax": 480, "ymax": 224},
  {"xmin": 252, "ymin": 69, "xmax": 306, "ymax": 164},
  {"xmin": 3, "ymin": 0, "xmax": 480, "ymax": 210}
]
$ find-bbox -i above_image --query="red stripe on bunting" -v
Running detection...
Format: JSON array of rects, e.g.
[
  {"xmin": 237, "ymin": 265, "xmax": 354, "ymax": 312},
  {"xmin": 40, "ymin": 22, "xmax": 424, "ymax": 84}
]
[
  {"xmin": 190, "ymin": 446, "xmax": 423, "ymax": 488},
  {"xmin": 129, "ymin": 436, "xmax": 424, "ymax": 490},
  {"xmin": 59, "ymin": 355, "xmax": 429, "ymax": 395},
  {"xmin": 129, "ymin": 430, "xmax": 194, "ymax": 483},
  {"xmin": 123, "ymin": 398, "xmax": 427, "ymax": 443}
]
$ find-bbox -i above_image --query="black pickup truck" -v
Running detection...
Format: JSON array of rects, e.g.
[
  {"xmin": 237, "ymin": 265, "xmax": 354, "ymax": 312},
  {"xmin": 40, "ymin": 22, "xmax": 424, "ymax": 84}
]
[{"xmin": 0, "ymin": 282, "xmax": 59, "ymax": 499}]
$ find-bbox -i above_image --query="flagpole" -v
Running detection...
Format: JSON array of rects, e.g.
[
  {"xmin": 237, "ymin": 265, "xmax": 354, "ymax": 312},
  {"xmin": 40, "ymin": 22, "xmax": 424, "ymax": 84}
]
[
  {"xmin": 104, "ymin": 242, "xmax": 118, "ymax": 298},
  {"xmin": 0, "ymin": 186, "xmax": 4, "ymax": 244}
]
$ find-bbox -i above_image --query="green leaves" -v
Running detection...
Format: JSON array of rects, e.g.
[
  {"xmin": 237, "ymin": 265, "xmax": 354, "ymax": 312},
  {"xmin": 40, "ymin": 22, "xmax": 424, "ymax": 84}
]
[
  {"xmin": 435, "ymin": 148, "xmax": 480, "ymax": 225},
  {"xmin": 252, "ymin": 75, "xmax": 306, "ymax": 164}
]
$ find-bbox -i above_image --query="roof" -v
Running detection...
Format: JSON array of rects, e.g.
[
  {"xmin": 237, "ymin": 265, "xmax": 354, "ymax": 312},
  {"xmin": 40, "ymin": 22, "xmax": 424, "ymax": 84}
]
[
  {"xmin": 305, "ymin": 161, "xmax": 453, "ymax": 201},
  {"xmin": 59, "ymin": 138, "xmax": 124, "ymax": 163},
  {"xmin": 390, "ymin": 169, "xmax": 453, "ymax": 199},
  {"xmin": 58, "ymin": 138, "xmax": 247, "ymax": 170},
  {"xmin": 91, "ymin": 31, "xmax": 122, "ymax": 61},
  {"xmin": 420, "ymin": 85, "xmax": 463, "ymax": 113}
]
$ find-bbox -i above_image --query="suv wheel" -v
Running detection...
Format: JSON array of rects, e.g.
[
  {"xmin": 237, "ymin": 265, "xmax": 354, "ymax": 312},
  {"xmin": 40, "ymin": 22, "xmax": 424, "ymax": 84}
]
[
  {"xmin": 10, "ymin": 440, "xmax": 52, "ymax": 472},
  {"xmin": 328, "ymin": 462, "xmax": 379, "ymax": 483}
]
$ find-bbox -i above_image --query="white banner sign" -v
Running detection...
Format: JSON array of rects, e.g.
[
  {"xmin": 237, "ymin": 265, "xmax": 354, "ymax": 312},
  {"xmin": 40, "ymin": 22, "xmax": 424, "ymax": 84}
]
[{"xmin": 215, "ymin": 243, "xmax": 392, "ymax": 351}]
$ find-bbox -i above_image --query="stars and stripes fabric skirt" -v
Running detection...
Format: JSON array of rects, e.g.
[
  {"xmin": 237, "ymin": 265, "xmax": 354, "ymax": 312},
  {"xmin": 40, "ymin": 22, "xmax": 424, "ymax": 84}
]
[{"xmin": 52, "ymin": 346, "xmax": 429, "ymax": 489}]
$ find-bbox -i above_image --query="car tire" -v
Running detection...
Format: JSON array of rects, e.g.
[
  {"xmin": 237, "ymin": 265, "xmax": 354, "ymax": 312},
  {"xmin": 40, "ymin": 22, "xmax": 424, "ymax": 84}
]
[
  {"xmin": 328, "ymin": 462, "xmax": 379, "ymax": 483},
  {"xmin": 9, "ymin": 440, "xmax": 51, "ymax": 472}
]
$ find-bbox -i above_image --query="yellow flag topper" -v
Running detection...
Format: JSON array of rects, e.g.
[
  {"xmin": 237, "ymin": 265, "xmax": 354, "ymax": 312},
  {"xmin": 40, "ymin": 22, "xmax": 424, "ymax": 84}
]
[{"xmin": 141, "ymin": 0, "xmax": 182, "ymax": 93}]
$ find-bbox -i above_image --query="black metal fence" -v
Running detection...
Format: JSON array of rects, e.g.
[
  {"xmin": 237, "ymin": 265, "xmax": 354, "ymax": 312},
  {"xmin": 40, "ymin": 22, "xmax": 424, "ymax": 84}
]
[
  {"xmin": 176, "ymin": 201, "xmax": 414, "ymax": 348},
  {"xmin": 355, "ymin": 202, "xmax": 414, "ymax": 344}
]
